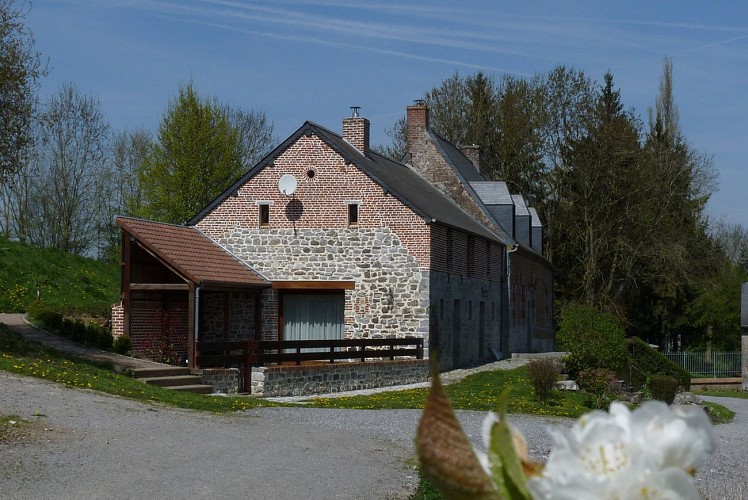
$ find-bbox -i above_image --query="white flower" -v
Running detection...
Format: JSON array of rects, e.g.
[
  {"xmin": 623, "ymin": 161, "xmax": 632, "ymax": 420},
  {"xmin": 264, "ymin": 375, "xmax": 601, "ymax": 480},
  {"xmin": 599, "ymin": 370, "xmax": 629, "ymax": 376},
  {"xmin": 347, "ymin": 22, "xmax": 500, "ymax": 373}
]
[
  {"xmin": 475, "ymin": 411, "xmax": 530, "ymax": 477},
  {"xmin": 528, "ymin": 401, "xmax": 716, "ymax": 499}
]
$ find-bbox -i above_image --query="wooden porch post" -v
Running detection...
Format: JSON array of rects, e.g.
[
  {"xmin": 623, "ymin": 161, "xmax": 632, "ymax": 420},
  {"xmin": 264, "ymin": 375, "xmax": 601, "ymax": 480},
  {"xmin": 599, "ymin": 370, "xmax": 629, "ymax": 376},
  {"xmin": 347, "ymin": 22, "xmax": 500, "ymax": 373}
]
[
  {"xmin": 254, "ymin": 291, "xmax": 262, "ymax": 341},
  {"xmin": 187, "ymin": 282, "xmax": 196, "ymax": 368},
  {"xmin": 122, "ymin": 231, "xmax": 131, "ymax": 337}
]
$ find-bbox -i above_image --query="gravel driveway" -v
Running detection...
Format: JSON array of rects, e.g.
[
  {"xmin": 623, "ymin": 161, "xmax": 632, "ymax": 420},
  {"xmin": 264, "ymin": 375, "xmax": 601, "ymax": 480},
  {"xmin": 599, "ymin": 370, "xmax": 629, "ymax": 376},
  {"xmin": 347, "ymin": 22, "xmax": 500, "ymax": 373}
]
[{"xmin": 1, "ymin": 372, "xmax": 746, "ymax": 499}]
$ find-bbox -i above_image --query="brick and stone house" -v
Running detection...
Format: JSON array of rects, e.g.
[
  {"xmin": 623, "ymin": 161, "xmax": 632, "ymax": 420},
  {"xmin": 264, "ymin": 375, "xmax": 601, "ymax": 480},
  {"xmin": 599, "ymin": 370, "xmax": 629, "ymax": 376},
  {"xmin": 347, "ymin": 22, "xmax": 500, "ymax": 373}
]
[{"xmin": 113, "ymin": 102, "xmax": 553, "ymax": 379}]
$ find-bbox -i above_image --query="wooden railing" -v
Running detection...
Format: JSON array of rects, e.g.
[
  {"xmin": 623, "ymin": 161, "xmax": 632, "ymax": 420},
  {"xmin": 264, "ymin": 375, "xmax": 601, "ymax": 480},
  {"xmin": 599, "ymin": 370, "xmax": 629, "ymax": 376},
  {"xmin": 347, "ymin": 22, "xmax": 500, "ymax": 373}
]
[
  {"xmin": 196, "ymin": 337, "xmax": 424, "ymax": 391},
  {"xmin": 196, "ymin": 341, "xmax": 261, "ymax": 392},
  {"xmin": 259, "ymin": 337, "xmax": 424, "ymax": 365}
]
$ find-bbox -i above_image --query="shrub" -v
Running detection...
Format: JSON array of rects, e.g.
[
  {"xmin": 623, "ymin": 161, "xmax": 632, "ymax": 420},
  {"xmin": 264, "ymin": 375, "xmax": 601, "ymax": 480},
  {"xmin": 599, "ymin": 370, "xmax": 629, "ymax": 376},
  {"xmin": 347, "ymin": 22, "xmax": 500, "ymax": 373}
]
[
  {"xmin": 647, "ymin": 375, "xmax": 678, "ymax": 405},
  {"xmin": 628, "ymin": 337, "xmax": 691, "ymax": 391},
  {"xmin": 113, "ymin": 335, "xmax": 132, "ymax": 355},
  {"xmin": 527, "ymin": 358, "xmax": 561, "ymax": 402},
  {"xmin": 578, "ymin": 368, "xmax": 618, "ymax": 409},
  {"xmin": 85, "ymin": 323, "xmax": 113, "ymax": 350},
  {"xmin": 34, "ymin": 309, "xmax": 64, "ymax": 332},
  {"xmin": 556, "ymin": 302, "xmax": 628, "ymax": 378}
]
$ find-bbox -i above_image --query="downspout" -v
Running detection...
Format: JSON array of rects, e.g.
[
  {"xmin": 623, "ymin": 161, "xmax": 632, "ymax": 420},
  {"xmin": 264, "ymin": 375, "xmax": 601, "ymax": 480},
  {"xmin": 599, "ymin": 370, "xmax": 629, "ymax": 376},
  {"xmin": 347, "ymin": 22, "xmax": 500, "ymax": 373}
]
[
  {"xmin": 503, "ymin": 243, "xmax": 519, "ymax": 356},
  {"xmin": 506, "ymin": 243, "xmax": 519, "ymax": 314}
]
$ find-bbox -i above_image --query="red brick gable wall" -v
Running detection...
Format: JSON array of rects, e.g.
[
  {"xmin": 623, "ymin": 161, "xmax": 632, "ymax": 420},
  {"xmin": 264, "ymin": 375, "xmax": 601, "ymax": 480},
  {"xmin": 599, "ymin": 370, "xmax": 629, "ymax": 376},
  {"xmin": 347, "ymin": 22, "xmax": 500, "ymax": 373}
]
[
  {"xmin": 407, "ymin": 126, "xmax": 497, "ymax": 232},
  {"xmin": 197, "ymin": 134, "xmax": 431, "ymax": 268}
]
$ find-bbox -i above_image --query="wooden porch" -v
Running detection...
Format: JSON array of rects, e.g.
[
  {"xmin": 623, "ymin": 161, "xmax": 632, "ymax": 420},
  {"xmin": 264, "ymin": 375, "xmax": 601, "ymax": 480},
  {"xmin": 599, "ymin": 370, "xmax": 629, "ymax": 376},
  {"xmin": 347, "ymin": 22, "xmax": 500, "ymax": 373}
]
[{"xmin": 196, "ymin": 337, "xmax": 425, "ymax": 393}]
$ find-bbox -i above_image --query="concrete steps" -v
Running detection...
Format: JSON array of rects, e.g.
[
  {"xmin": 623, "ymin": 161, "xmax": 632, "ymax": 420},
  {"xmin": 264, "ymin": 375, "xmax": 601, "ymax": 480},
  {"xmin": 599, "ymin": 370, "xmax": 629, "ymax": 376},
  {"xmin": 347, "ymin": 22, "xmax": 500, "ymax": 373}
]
[{"xmin": 131, "ymin": 366, "xmax": 214, "ymax": 394}]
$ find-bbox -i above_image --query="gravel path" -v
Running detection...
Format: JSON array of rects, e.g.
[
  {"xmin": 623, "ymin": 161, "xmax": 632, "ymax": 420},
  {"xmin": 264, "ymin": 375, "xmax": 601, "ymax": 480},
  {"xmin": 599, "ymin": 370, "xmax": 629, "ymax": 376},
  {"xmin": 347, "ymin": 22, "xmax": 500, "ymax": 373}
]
[
  {"xmin": 1, "ymin": 316, "xmax": 745, "ymax": 499},
  {"xmin": 0, "ymin": 372, "xmax": 416, "ymax": 500},
  {"xmin": 696, "ymin": 396, "xmax": 748, "ymax": 499},
  {"xmin": 3, "ymin": 370, "xmax": 745, "ymax": 499}
]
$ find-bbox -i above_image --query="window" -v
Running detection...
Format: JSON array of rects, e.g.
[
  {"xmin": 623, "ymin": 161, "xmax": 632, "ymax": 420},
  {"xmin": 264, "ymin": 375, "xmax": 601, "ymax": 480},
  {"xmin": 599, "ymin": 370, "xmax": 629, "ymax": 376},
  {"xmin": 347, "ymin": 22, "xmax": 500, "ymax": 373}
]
[
  {"xmin": 259, "ymin": 203, "xmax": 270, "ymax": 227},
  {"xmin": 348, "ymin": 203, "xmax": 359, "ymax": 226},
  {"xmin": 282, "ymin": 292, "xmax": 344, "ymax": 350}
]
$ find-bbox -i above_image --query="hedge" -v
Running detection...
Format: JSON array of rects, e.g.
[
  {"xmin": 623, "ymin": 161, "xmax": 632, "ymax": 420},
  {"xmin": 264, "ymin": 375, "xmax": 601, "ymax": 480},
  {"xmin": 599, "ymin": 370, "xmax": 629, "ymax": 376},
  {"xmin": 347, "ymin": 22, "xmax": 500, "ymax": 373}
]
[{"xmin": 628, "ymin": 337, "xmax": 692, "ymax": 391}]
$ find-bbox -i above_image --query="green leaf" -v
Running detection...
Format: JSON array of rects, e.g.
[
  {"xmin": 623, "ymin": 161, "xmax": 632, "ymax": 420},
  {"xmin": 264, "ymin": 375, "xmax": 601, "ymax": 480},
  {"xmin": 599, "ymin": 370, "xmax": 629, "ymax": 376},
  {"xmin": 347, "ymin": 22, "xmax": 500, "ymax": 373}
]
[{"xmin": 486, "ymin": 389, "xmax": 533, "ymax": 500}]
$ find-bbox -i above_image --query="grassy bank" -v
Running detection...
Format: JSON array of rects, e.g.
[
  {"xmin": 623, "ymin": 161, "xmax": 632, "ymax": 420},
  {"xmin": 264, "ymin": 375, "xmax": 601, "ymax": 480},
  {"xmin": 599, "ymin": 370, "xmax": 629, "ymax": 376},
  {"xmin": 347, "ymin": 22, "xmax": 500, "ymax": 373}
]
[
  {"xmin": 0, "ymin": 238, "xmax": 118, "ymax": 316},
  {"xmin": 0, "ymin": 324, "xmax": 268, "ymax": 413}
]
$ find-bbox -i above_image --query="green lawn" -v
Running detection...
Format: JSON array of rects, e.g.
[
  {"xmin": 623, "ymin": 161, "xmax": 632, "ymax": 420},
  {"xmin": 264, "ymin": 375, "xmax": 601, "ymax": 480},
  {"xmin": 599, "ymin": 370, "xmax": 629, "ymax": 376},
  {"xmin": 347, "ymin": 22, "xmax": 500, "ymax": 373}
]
[
  {"xmin": 697, "ymin": 390, "xmax": 748, "ymax": 400},
  {"xmin": 0, "ymin": 238, "xmax": 118, "ymax": 316},
  {"xmin": 306, "ymin": 366, "xmax": 592, "ymax": 418}
]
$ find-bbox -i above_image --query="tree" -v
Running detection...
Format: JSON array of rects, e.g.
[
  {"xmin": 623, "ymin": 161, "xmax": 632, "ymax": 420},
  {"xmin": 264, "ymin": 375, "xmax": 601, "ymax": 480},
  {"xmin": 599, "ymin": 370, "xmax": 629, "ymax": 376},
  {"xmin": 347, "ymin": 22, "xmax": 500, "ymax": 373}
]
[
  {"xmin": 493, "ymin": 75, "xmax": 544, "ymax": 198},
  {"xmin": 373, "ymin": 115, "xmax": 407, "ymax": 161},
  {"xmin": 95, "ymin": 128, "xmax": 152, "ymax": 262},
  {"xmin": 135, "ymin": 82, "xmax": 273, "ymax": 224},
  {"xmin": 222, "ymin": 105, "xmax": 275, "ymax": 168},
  {"xmin": 10, "ymin": 83, "xmax": 111, "ymax": 254},
  {"xmin": 0, "ymin": 0, "xmax": 46, "ymax": 180},
  {"xmin": 554, "ymin": 72, "xmax": 644, "ymax": 312}
]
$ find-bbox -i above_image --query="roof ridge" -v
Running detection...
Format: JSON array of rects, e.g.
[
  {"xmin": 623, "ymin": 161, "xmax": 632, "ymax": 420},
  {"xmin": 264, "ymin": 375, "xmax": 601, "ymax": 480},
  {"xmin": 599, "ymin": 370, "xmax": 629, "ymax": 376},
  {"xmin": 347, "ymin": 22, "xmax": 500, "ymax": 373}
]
[{"xmin": 116, "ymin": 215, "xmax": 194, "ymax": 230}]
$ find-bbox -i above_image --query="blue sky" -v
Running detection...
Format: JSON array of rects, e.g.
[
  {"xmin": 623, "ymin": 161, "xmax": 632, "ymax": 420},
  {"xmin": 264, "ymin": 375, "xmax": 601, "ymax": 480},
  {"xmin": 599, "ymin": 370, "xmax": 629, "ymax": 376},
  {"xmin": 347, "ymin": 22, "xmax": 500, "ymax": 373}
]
[{"xmin": 27, "ymin": 1, "xmax": 748, "ymax": 228}]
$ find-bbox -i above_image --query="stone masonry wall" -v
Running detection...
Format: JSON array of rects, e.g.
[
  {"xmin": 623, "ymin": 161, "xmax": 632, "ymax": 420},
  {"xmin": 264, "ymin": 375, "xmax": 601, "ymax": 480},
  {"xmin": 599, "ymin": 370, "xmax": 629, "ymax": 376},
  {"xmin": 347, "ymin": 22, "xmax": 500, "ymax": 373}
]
[
  {"xmin": 251, "ymin": 359, "xmax": 429, "ymax": 397},
  {"xmin": 221, "ymin": 227, "xmax": 429, "ymax": 342},
  {"xmin": 429, "ymin": 272, "xmax": 503, "ymax": 371},
  {"xmin": 200, "ymin": 291, "xmax": 256, "ymax": 342},
  {"xmin": 200, "ymin": 368, "xmax": 240, "ymax": 395},
  {"xmin": 743, "ymin": 335, "xmax": 747, "ymax": 392}
]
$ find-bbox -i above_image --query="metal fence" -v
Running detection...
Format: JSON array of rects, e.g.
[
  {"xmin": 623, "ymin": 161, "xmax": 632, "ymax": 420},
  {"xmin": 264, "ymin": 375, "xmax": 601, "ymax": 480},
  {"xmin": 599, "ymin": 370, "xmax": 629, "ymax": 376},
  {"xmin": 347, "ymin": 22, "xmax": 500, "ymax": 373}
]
[{"xmin": 664, "ymin": 351, "xmax": 742, "ymax": 378}]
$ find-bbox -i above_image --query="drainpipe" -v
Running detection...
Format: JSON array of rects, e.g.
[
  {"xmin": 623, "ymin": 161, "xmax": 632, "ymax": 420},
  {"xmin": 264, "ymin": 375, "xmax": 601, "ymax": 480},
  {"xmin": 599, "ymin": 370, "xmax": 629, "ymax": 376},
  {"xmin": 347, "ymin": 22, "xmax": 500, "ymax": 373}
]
[
  {"xmin": 503, "ymin": 243, "xmax": 519, "ymax": 356},
  {"xmin": 506, "ymin": 243, "xmax": 519, "ymax": 312}
]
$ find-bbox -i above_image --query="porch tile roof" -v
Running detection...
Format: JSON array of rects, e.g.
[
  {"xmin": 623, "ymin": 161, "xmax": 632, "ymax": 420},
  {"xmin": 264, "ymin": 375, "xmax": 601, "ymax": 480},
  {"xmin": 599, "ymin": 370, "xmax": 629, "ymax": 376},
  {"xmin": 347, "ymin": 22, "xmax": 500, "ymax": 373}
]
[{"xmin": 116, "ymin": 217, "xmax": 269, "ymax": 288}]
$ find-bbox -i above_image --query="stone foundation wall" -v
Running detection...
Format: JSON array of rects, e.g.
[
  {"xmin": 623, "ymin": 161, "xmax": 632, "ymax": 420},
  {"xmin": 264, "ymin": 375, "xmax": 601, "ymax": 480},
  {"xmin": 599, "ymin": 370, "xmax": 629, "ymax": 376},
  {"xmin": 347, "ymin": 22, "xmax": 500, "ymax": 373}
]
[
  {"xmin": 200, "ymin": 368, "xmax": 240, "ymax": 395},
  {"xmin": 743, "ymin": 335, "xmax": 747, "ymax": 392},
  {"xmin": 251, "ymin": 360, "xmax": 429, "ymax": 397}
]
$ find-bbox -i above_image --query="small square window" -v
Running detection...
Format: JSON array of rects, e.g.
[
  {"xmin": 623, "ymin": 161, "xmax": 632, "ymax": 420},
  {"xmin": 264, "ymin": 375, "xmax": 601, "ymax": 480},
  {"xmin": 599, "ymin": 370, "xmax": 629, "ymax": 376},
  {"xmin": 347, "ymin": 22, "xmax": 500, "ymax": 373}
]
[
  {"xmin": 259, "ymin": 204, "xmax": 270, "ymax": 227},
  {"xmin": 348, "ymin": 203, "xmax": 359, "ymax": 226}
]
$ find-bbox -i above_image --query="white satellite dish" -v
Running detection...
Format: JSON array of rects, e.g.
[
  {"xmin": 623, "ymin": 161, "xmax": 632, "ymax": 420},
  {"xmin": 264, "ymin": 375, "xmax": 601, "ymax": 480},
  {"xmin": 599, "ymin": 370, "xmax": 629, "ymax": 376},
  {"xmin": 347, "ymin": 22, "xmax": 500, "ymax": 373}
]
[{"xmin": 278, "ymin": 174, "xmax": 298, "ymax": 196}]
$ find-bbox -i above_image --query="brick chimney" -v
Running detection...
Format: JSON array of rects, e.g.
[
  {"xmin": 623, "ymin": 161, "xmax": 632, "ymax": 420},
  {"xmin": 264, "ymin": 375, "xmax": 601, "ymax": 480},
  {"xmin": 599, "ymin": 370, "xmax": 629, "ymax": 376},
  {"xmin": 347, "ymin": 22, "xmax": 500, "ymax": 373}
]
[
  {"xmin": 460, "ymin": 144, "xmax": 481, "ymax": 173},
  {"xmin": 342, "ymin": 106, "xmax": 370, "ymax": 156},
  {"xmin": 406, "ymin": 100, "xmax": 429, "ymax": 158}
]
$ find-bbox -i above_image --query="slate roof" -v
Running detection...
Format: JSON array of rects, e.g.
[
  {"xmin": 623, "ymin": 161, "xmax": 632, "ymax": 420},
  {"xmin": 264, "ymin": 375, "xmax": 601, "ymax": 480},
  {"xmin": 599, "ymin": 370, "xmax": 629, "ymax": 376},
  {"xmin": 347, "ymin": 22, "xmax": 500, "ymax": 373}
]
[
  {"xmin": 528, "ymin": 207, "xmax": 542, "ymax": 228},
  {"xmin": 511, "ymin": 194, "xmax": 530, "ymax": 216},
  {"xmin": 189, "ymin": 121, "xmax": 505, "ymax": 243},
  {"xmin": 430, "ymin": 133, "xmax": 487, "ymax": 183},
  {"xmin": 470, "ymin": 181, "xmax": 514, "ymax": 206},
  {"xmin": 117, "ymin": 217, "xmax": 269, "ymax": 287}
]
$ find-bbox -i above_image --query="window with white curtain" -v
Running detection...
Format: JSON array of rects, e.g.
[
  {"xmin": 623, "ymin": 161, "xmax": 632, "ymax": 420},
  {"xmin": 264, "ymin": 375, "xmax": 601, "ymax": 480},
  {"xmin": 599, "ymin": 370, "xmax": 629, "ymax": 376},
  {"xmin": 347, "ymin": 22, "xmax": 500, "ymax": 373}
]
[{"xmin": 282, "ymin": 293, "xmax": 344, "ymax": 344}]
